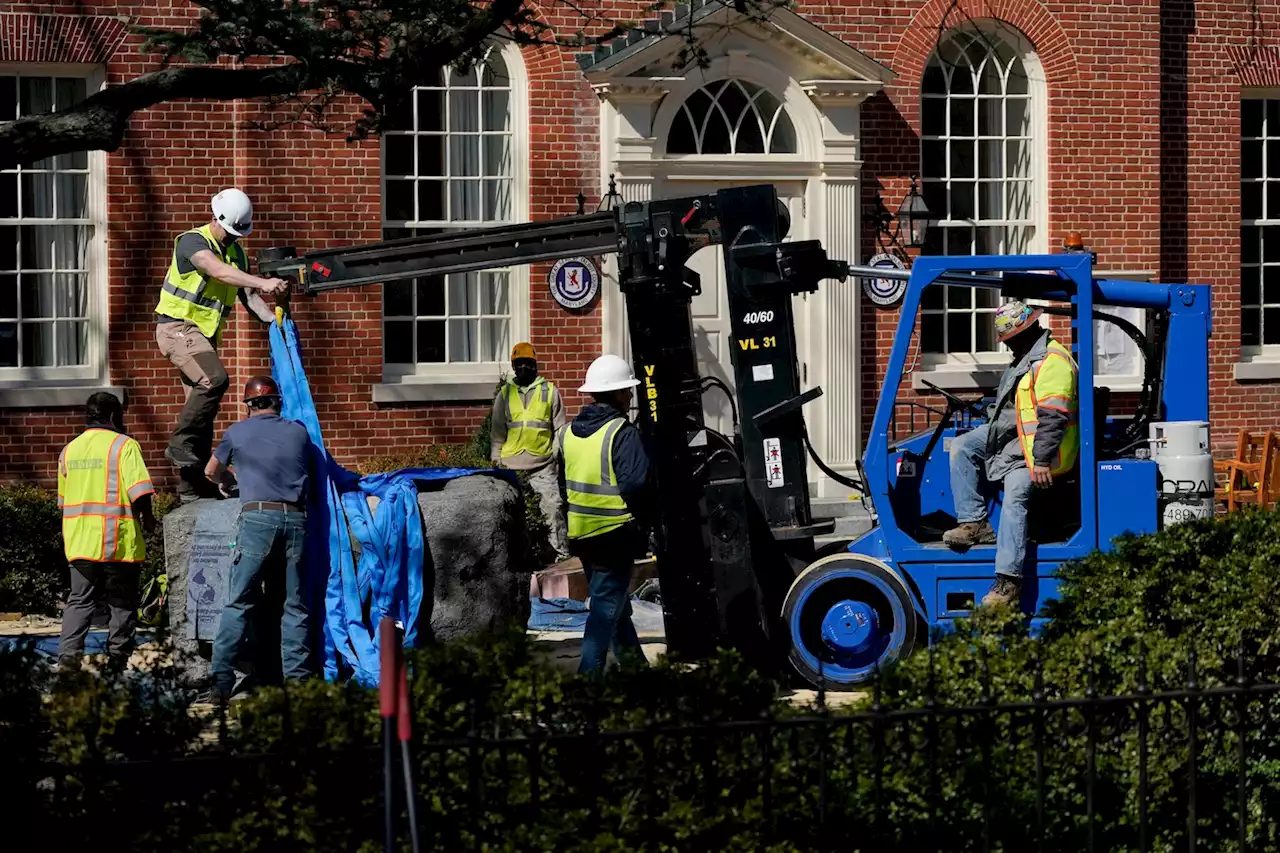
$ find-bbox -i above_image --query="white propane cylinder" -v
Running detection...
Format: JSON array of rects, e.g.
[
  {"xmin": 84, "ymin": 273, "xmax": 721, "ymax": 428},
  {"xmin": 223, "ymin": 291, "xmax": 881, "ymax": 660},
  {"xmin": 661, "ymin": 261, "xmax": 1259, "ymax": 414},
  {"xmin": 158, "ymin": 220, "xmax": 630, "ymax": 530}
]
[{"xmin": 1149, "ymin": 421, "xmax": 1215, "ymax": 528}]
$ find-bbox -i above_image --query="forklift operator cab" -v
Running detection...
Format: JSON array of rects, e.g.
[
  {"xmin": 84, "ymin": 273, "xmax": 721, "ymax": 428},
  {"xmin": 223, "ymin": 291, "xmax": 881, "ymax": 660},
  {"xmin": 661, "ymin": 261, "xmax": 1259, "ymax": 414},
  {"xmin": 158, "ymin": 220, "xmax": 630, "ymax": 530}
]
[{"xmin": 783, "ymin": 249, "xmax": 1213, "ymax": 688}]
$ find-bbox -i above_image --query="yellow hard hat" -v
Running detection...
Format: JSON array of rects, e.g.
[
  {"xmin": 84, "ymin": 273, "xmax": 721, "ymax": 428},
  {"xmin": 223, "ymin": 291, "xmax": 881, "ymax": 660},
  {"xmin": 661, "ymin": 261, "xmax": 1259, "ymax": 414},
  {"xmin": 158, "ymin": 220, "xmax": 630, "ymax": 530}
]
[{"xmin": 511, "ymin": 342, "xmax": 536, "ymax": 361}]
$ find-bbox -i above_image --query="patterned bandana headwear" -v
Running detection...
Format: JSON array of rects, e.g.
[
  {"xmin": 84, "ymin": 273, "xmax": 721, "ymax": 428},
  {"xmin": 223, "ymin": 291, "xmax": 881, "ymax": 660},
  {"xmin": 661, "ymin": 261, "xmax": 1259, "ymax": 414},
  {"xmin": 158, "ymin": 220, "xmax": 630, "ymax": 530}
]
[{"xmin": 994, "ymin": 300, "xmax": 1044, "ymax": 343}]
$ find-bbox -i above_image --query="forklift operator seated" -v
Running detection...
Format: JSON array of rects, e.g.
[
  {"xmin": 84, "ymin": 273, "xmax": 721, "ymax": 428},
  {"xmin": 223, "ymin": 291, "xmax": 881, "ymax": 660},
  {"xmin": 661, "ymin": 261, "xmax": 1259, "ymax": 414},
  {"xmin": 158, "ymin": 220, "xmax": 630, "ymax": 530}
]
[{"xmin": 941, "ymin": 300, "xmax": 1080, "ymax": 608}]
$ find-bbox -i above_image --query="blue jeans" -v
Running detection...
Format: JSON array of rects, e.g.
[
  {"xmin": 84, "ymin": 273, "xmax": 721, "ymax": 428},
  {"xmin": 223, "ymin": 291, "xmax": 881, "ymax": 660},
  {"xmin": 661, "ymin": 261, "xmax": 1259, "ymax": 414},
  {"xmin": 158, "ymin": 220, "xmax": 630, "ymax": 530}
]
[
  {"xmin": 211, "ymin": 509, "xmax": 312, "ymax": 692},
  {"xmin": 577, "ymin": 553, "xmax": 645, "ymax": 676},
  {"xmin": 949, "ymin": 425, "xmax": 1033, "ymax": 579}
]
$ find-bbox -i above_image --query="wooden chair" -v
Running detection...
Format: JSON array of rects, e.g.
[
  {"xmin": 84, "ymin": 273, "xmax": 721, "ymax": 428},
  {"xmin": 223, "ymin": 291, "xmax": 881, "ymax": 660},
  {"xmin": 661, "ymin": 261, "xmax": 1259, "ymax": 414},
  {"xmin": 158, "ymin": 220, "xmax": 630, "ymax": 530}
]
[{"xmin": 1215, "ymin": 429, "xmax": 1280, "ymax": 511}]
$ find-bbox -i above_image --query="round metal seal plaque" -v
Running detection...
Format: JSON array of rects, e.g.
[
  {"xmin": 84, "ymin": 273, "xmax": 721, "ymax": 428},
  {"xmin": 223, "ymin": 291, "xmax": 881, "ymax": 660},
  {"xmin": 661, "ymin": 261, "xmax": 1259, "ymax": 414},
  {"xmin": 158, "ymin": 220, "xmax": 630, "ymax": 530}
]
[
  {"xmin": 862, "ymin": 252, "xmax": 908, "ymax": 309},
  {"xmin": 549, "ymin": 257, "xmax": 600, "ymax": 311}
]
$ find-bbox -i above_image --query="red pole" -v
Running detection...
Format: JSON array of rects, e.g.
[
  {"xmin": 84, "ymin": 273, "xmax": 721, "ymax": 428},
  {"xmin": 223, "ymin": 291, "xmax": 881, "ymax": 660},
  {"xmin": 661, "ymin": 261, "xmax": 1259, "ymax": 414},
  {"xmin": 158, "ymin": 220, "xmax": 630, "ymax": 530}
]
[{"xmin": 379, "ymin": 618, "xmax": 397, "ymax": 853}]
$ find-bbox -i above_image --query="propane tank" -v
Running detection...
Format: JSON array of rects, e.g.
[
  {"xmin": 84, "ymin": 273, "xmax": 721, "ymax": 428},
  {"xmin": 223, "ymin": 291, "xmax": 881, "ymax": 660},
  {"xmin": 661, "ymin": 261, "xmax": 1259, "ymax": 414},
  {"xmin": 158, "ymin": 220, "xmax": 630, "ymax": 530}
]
[{"xmin": 1149, "ymin": 421, "xmax": 1215, "ymax": 528}]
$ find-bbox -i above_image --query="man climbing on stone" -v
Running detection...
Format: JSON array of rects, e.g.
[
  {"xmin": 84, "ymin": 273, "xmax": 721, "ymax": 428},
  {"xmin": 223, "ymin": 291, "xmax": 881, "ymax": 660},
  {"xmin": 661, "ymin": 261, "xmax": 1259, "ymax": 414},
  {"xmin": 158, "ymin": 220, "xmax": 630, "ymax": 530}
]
[
  {"xmin": 490, "ymin": 342, "xmax": 569, "ymax": 561},
  {"xmin": 941, "ymin": 300, "xmax": 1079, "ymax": 608},
  {"xmin": 155, "ymin": 188, "xmax": 290, "ymax": 498}
]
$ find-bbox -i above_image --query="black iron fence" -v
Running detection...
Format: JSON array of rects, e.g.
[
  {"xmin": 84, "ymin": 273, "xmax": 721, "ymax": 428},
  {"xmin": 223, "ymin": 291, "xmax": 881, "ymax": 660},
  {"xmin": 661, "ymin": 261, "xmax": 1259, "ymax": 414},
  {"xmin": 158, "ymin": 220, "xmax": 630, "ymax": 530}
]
[{"xmin": 20, "ymin": 643, "xmax": 1280, "ymax": 853}]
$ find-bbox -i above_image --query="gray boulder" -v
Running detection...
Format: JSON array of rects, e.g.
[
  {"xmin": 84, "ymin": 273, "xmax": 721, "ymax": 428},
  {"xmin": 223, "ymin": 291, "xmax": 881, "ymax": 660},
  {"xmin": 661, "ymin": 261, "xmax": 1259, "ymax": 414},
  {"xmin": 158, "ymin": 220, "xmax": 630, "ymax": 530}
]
[{"xmin": 165, "ymin": 473, "xmax": 529, "ymax": 684}]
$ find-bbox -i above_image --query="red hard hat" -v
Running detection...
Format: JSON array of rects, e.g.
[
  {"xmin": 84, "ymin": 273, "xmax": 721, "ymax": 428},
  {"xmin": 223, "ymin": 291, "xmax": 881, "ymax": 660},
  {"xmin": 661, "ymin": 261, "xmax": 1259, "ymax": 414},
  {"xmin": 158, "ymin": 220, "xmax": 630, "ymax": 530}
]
[{"xmin": 243, "ymin": 375, "xmax": 281, "ymax": 403}]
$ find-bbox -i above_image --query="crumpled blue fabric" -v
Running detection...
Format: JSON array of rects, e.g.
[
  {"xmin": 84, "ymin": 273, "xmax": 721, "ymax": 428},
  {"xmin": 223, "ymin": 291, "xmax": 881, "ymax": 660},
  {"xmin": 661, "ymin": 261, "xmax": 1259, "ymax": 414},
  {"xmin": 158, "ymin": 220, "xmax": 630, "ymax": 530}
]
[{"xmin": 268, "ymin": 316, "xmax": 518, "ymax": 686}]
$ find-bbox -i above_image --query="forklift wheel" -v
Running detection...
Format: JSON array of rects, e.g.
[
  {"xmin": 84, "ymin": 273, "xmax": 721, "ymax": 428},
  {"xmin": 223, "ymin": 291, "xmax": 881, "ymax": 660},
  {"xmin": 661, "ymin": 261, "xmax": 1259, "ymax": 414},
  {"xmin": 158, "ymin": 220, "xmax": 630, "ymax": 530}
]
[{"xmin": 782, "ymin": 553, "xmax": 919, "ymax": 690}]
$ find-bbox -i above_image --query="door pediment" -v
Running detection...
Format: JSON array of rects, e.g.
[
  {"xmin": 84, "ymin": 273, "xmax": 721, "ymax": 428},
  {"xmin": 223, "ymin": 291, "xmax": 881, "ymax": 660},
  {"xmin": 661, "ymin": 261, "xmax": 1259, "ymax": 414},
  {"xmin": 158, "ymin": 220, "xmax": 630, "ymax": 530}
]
[{"xmin": 578, "ymin": 2, "xmax": 894, "ymax": 99}]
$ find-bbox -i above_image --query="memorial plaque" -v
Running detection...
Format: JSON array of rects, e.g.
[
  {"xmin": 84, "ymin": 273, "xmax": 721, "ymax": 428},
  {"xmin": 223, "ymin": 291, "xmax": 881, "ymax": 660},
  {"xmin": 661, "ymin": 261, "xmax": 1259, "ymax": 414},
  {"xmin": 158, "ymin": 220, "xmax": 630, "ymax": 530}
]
[{"xmin": 184, "ymin": 502, "xmax": 239, "ymax": 640}]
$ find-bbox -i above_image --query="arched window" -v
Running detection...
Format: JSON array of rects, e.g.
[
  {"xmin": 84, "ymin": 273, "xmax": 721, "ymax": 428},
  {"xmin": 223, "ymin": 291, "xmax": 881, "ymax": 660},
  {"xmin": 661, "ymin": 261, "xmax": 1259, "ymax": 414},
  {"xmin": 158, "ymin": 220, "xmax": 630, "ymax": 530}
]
[
  {"xmin": 919, "ymin": 25, "xmax": 1037, "ymax": 356},
  {"xmin": 666, "ymin": 79, "xmax": 797, "ymax": 155},
  {"xmin": 381, "ymin": 44, "xmax": 523, "ymax": 371}
]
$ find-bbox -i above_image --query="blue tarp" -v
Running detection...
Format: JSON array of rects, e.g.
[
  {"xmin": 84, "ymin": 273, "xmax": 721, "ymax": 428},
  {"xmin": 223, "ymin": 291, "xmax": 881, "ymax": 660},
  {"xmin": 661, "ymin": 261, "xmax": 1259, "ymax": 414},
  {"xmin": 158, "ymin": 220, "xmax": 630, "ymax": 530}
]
[
  {"xmin": 0, "ymin": 631, "xmax": 157, "ymax": 658},
  {"xmin": 267, "ymin": 317, "xmax": 518, "ymax": 687}
]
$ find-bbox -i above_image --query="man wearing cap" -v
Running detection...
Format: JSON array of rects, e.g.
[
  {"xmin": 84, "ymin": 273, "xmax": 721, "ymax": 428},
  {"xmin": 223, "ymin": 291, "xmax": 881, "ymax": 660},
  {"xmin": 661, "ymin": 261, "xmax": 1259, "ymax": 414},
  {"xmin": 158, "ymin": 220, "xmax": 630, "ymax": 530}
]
[
  {"xmin": 559, "ymin": 354, "xmax": 656, "ymax": 676},
  {"xmin": 490, "ymin": 342, "xmax": 568, "ymax": 560},
  {"xmin": 156, "ymin": 188, "xmax": 291, "ymax": 498},
  {"xmin": 942, "ymin": 300, "xmax": 1079, "ymax": 607},
  {"xmin": 204, "ymin": 376, "xmax": 315, "ymax": 702}
]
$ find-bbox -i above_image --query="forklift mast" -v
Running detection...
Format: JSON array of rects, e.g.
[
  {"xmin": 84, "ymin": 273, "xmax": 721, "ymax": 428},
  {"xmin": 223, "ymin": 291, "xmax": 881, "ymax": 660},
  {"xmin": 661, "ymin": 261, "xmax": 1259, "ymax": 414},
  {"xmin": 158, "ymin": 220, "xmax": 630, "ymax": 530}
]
[{"xmin": 260, "ymin": 184, "xmax": 851, "ymax": 664}]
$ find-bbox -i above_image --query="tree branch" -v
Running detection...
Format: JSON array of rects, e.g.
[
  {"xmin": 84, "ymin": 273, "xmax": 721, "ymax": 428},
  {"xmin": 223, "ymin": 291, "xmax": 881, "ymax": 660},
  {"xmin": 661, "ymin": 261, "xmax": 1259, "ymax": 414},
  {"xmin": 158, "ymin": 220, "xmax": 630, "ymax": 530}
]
[{"xmin": 0, "ymin": 63, "xmax": 314, "ymax": 169}]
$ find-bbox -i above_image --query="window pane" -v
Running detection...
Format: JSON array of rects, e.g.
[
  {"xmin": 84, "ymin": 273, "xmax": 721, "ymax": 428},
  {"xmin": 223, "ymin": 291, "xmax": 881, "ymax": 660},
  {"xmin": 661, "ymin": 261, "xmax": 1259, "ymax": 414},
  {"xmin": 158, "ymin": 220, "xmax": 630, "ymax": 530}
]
[
  {"xmin": 1242, "ymin": 307, "xmax": 1261, "ymax": 347},
  {"xmin": 449, "ymin": 135, "xmax": 481, "ymax": 178},
  {"xmin": 384, "ymin": 280, "xmax": 413, "ymax": 316},
  {"xmin": 950, "ymin": 182, "xmax": 975, "ymax": 220},
  {"xmin": 921, "ymin": 140, "xmax": 947, "ymax": 178},
  {"xmin": 950, "ymin": 142, "xmax": 975, "ymax": 178},
  {"xmin": 921, "ymin": 98, "xmax": 945, "ymax": 136},
  {"xmin": 1243, "ymin": 226, "xmax": 1261, "ymax": 265},
  {"xmin": 1242, "ymin": 264, "xmax": 1260, "ymax": 306},
  {"xmin": 447, "ymin": 318, "xmax": 477, "ymax": 361},
  {"xmin": 481, "ymin": 89, "xmax": 509, "ymax": 132},
  {"xmin": 975, "ymin": 316, "xmax": 997, "ymax": 352},
  {"xmin": 1266, "ymin": 308, "xmax": 1280, "ymax": 345},
  {"xmin": 418, "ymin": 181, "xmax": 445, "ymax": 221},
  {"xmin": 921, "ymin": 313, "xmax": 944, "ymax": 352},
  {"xmin": 1006, "ymin": 99, "xmax": 1029, "ymax": 136},
  {"xmin": 977, "ymin": 98, "xmax": 1001, "ymax": 137},
  {"xmin": 483, "ymin": 180, "xmax": 510, "ymax": 221},
  {"xmin": 0, "ymin": 323, "xmax": 15, "ymax": 366},
  {"xmin": 1265, "ymin": 265, "xmax": 1280, "ymax": 304},
  {"xmin": 385, "ymin": 180, "xmax": 413, "ymax": 221},
  {"xmin": 0, "ymin": 226, "xmax": 14, "ymax": 271},
  {"xmin": 384, "ymin": 135, "xmax": 414, "ymax": 177},
  {"xmin": 448, "ymin": 90, "xmax": 479, "ymax": 132},
  {"xmin": 416, "ymin": 320, "xmax": 446, "ymax": 362},
  {"xmin": 483, "ymin": 135, "xmax": 510, "ymax": 178},
  {"xmin": 1244, "ymin": 99, "xmax": 1264, "ymax": 138},
  {"xmin": 1268, "ymin": 182, "xmax": 1280, "ymax": 219},
  {"xmin": 416, "ymin": 276, "xmax": 445, "ymax": 316},
  {"xmin": 947, "ymin": 285, "xmax": 971, "ymax": 309},
  {"xmin": 922, "ymin": 283, "xmax": 943, "ymax": 309},
  {"xmin": 56, "ymin": 173, "xmax": 86, "ymax": 219},
  {"xmin": 482, "ymin": 318, "xmax": 509, "ymax": 362},
  {"xmin": 978, "ymin": 181, "xmax": 1002, "ymax": 219},
  {"xmin": 1243, "ymin": 181, "xmax": 1263, "ymax": 220},
  {"xmin": 418, "ymin": 136, "xmax": 444, "ymax": 177},
  {"xmin": 416, "ymin": 89, "xmax": 444, "ymax": 131},
  {"xmin": 480, "ymin": 272, "xmax": 508, "ymax": 316},
  {"xmin": 949, "ymin": 98, "xmax": 975, "ymax": 137},
  {"xmin": 384, "ymin": 321, "xmax": 413, "ymax": 363},
  {"xmin": 0, "ymin": 274, "xmax": 14, "ymax": 317},
  {"xmin": 449, "ymin": 180, "xmax": 481, "ymax": 220},
  {"xmin": 1264, "ymin": 226, "xmax": 1280, "ymax": 262},
  {"xmin": 447, "ymin": 273, "xmax": 480, "ymax": 316},
  {"xmin": 21, "ymin": 173, "xmax": 54, "ymax": 218},
  {"xmin": 0, "ymin": 173, "xmax": 16, "ymax": 219},
  {"xmin": 947, "ymin": 312, "xmax": 972, "ymax": 352}
]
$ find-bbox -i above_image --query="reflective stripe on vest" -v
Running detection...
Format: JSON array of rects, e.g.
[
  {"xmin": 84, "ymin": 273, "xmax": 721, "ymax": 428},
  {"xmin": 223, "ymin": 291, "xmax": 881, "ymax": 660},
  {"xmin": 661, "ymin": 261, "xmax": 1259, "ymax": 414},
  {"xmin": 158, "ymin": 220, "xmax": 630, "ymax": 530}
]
[
  {"xmin": 154, "ymin": 223, "xmax": 246, "ymax": 340},
  {"xmin": 61, "ymin": 429, "xmax": 148, "ymax": 562},
  {"xmin": 564, "ymin": 417, "xmax": 633, "ymax": 540},
  {"xmin": 499, "ymin": 378, "xmax": 555, "ymax": 459},
  {"xmin": 1015, "ymin": 339, "xmax": 1080, "ymax": 477}
]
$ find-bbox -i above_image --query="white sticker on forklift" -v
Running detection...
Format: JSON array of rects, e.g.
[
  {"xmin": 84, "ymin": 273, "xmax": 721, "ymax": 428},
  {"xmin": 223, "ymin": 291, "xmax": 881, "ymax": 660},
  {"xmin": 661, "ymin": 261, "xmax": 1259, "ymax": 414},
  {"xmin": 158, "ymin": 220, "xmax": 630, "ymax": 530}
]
[
  {"xmin": 753, "ymin": 364, "xmax": 774, "ymax": 382},
  {"xmin": 765, "ymin": 438, "xmax": 784, "ymax": 489}
]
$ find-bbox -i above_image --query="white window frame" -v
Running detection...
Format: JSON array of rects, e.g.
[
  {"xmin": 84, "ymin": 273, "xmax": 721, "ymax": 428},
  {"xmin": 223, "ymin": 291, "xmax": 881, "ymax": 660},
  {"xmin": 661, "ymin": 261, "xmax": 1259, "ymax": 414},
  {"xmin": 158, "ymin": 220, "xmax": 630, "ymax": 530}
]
[
  {"xmin": 916, "ymin": 21, "xmax": 1048, "ymax": 376},
  {"xmin": 0, "ymin": 63, "xmax": 109, "ymax": 398},
  {"xmin": 1237, "ymin": 88, "xmax": 1280, "ymax": 380},
  {"xmin": 374, "ymin": 42, "xmax": 529, "ymax": 402}
]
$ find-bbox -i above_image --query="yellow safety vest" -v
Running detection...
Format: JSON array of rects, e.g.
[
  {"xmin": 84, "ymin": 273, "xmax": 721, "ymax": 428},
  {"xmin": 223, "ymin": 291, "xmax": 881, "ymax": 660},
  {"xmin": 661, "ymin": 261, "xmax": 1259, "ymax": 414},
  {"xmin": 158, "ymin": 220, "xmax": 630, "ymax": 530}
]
[
  {"xmin": 564, "ymin": 417, "xmax": 633, "ymax": 540},
  {"xmin": 499, "ymin": 378, "xmax": 556, "ymax": 459},
  {"xmin": 57, "ymin": 429, "xmax": 154, "ymax": 563},
  {"xmin": 154, "ymin": 223, "xmax": 247, "ymax": 341},
  {"xmin": 1015, "ymin": 339, "xmax": 1080, "ymax": 477}
]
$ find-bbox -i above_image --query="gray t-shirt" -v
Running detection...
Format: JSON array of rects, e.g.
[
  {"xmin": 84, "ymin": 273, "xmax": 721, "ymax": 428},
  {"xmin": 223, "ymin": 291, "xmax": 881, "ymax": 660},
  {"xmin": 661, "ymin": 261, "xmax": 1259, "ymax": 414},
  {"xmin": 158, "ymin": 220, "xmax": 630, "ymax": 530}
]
[
  {"xmin": 174, "ymin": 232, "xmax": 213, "ymax": 275},
  {"xmin": 214, "ymin": 414, "xmax": 314, "ymax": 505}
]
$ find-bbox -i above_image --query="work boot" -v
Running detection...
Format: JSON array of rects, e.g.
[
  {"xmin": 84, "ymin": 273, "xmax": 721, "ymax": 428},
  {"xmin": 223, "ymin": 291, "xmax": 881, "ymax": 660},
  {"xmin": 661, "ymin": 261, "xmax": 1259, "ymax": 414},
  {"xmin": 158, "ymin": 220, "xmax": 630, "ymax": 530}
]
[
  {"xmin": 942, "ymin": 520, "xmax": 996, "ymax": 548},
  {"xmin": 165, "ymin": 444, "xmax": 203, "ymax": 468},
  {"xmin": 982, "ymin": 574, "xmax": 1021, "ymax": 607}
]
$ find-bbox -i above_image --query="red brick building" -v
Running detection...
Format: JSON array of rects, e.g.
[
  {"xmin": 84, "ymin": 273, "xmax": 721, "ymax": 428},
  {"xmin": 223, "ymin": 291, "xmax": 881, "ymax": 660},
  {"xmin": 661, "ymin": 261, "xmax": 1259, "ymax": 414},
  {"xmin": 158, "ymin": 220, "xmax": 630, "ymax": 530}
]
[{"xmin": 2, "ymin": 0, "xmax": 1279, "ymax": 499}]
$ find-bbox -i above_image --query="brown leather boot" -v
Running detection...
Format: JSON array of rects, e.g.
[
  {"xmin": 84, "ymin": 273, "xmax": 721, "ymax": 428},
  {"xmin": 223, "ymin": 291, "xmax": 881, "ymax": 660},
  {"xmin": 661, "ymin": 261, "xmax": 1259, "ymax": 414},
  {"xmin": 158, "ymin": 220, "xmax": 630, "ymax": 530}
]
[
  {"xmin": 981, "ymin": 574, "xmax": 1021, "ymax": 607},
  {"xmin": 942, "ymin": 520, "xmax": 996, "ymax": 548}
]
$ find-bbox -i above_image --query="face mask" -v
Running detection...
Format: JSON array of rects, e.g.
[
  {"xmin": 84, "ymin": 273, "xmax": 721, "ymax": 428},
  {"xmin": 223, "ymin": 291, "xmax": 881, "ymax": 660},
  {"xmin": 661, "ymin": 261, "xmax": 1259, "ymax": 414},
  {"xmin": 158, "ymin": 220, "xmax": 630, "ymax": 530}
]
[{"xmin": 513, "ymin": 365, "xmax": 538, "ymax": 386}]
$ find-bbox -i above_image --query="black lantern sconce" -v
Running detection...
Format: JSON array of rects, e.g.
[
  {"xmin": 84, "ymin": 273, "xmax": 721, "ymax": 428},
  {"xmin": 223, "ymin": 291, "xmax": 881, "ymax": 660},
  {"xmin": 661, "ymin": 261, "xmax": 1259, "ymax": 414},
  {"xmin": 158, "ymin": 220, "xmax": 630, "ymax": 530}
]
[
  {"xmin": 865, "ymin": 174, "xmax": 934, "ymax": 253},
  {"xmin": 577, "ymin": 174, "xmax": 626, "ymax": 216}
]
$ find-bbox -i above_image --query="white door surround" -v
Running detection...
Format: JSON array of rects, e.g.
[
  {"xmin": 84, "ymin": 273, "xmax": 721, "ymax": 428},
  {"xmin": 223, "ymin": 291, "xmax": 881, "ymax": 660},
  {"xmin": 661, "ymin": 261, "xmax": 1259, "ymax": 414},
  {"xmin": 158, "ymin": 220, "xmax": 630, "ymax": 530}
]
[{"xmin": 585, "ymin": 7, "xmax": 893, "ymax": 497}]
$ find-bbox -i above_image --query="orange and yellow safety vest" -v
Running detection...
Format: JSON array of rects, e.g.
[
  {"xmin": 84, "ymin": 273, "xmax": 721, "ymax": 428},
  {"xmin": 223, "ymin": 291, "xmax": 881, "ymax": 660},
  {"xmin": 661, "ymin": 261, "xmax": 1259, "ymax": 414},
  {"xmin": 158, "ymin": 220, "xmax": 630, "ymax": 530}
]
[{"xmin": 57, "ymin": 428, "xmax": 154, "ymax": 562}]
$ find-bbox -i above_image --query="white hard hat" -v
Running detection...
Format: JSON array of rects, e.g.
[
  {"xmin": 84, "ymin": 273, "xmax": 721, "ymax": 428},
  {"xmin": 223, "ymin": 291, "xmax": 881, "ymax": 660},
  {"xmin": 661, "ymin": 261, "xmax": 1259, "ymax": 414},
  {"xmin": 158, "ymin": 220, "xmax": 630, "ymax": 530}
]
[
  {"xmin": 579, "ymin": 354, "xmax": 640, "ymax": 393},
  {"xmin": 211, "ymin": 188, "xmax": 253, "ymax": 237}
]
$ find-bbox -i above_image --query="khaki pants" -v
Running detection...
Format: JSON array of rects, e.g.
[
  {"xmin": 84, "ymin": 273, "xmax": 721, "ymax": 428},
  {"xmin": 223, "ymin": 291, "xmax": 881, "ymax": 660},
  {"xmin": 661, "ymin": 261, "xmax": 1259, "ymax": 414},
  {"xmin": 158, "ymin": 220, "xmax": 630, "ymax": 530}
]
[
  {"xmin": 155, "ymin": 319, "xmax": 230, "ymax": 468},
  {"xmin": 527, "ymin": 460, "xmax": 568, "ymax": 557}
]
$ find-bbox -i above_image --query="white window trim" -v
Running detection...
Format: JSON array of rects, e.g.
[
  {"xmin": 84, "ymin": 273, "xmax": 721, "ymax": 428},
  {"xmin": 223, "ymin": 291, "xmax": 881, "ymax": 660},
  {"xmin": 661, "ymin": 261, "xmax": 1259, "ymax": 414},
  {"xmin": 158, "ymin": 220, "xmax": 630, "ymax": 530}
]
[
  {"xmin": 374, "ymin": 42, "xmax": 529, "ymax": 402},
  {"xmin": 918, "ymin": 21, "xmax": 1049, "ymax": 371},
  {"xmin": 1238, "ymin": 88, "xmax": 1280, "ymax": 378},
  {"xmin": 0, "ymin": 62, "xmax": 109, "ymax": 406}
]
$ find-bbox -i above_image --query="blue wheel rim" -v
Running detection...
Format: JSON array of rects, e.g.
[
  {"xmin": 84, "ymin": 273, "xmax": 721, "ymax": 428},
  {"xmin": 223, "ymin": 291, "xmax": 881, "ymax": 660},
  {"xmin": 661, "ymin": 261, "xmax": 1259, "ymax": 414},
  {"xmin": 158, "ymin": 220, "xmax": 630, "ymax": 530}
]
[{"xmin": 788, "ymin": 565, "xmax": 909, "ymax": 684}]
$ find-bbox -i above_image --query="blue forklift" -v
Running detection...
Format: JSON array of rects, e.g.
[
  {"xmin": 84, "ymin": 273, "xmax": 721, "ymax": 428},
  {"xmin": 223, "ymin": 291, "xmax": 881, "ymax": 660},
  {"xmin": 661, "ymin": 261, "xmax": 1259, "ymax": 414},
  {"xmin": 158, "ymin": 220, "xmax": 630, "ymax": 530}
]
[
  {"xmin": 261, "ymin": 184, "xmax": 1212, "ymax": 690},
  {"xmin": 782, "ymin": 250, "xmax": 1214, "ymax": 687}
]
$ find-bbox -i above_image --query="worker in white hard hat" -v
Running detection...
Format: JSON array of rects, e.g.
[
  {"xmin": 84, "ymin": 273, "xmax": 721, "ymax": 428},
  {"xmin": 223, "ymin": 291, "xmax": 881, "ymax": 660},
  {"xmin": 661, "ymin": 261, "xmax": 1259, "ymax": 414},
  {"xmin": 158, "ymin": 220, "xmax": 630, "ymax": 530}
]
[
  {"xmin": 942, "ymin": 300, "xmax": 1079, "ymax": 607},
  {"xmin": 154, "ymin": 188, "xmax": 291, "ymax": 498},
  {"xmin": 557, "ymin": 354, "xmax": 655, "ymax": 676}
]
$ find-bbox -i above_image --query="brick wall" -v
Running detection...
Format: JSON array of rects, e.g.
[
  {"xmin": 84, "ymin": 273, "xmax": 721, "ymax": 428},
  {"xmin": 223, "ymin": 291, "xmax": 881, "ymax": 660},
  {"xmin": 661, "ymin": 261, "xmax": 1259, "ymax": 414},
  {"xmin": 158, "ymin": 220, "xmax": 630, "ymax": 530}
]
[{"xmin": 3, "ymin": 0, "xmax": 1280, "ymax": 487}]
